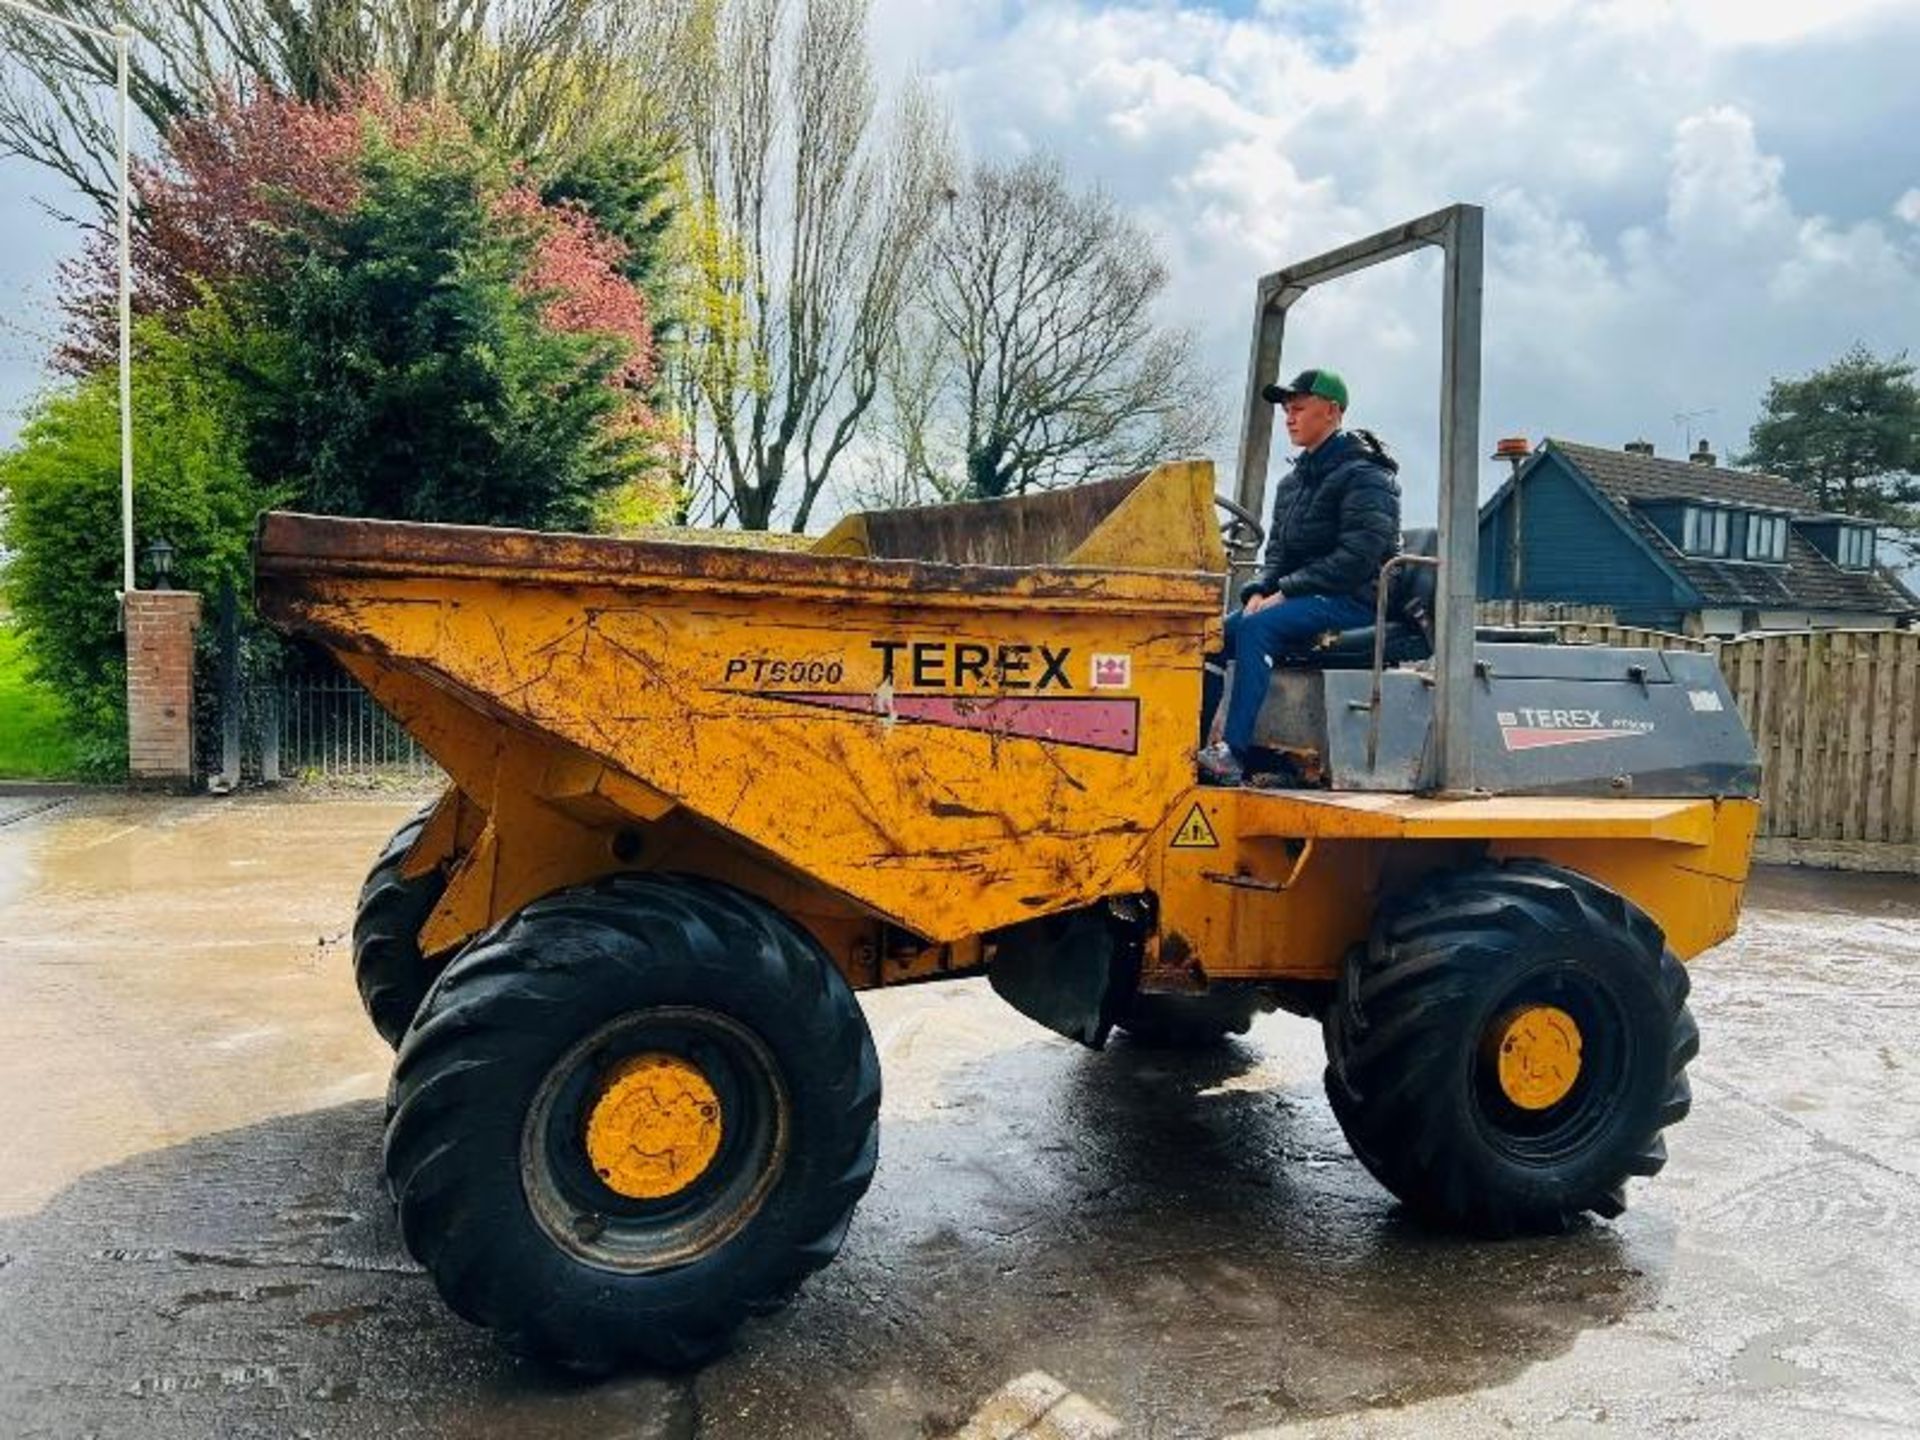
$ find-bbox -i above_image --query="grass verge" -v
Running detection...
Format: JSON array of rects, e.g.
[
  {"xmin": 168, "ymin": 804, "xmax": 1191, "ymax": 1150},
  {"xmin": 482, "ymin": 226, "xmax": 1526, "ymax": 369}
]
[{"xmin": 0, "ymin": 622, "xmax": 83, "ymax": 780}]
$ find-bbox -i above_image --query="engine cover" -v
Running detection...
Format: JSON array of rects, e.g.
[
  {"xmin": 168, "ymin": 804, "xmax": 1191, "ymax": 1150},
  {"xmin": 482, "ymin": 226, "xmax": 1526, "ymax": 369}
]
[{"xmin": 1251, "ymin": 645, "xmax": 1761, "ymax": 798}]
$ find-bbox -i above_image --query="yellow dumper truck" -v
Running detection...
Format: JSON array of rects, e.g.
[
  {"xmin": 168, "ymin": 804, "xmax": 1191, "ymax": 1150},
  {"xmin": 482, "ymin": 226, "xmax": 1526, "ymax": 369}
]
[{"xmin": 255, "ymin": 206, "xmax": 1759, "ymax": 1369}]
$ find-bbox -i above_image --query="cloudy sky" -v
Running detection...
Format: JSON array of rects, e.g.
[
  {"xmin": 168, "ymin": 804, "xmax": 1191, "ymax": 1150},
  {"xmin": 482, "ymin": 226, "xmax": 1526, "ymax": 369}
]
[
  {"xmin": 4, "ymin": 0, "xmax": 1918, "ymax": 525},
  {"xmin": 0, "ymin": 150, "xmax": 89, "ymax": 449},
  {"xmin": 867, "ymin": 0, "xmax": 1920, "ymax": 520}
]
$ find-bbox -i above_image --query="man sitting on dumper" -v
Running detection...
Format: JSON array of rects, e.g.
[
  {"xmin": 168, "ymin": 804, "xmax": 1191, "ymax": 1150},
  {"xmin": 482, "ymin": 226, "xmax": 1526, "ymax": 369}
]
[{"xmin": 1198, "ymin": 367, "xmax": 1402, "ymax": 786}]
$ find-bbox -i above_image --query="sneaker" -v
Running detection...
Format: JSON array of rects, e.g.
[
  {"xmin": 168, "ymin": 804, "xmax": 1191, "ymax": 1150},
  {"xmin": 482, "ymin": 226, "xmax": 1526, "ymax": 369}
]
[{"xmin": 1196, "ymin": 743, "xmax": 1245, "ymax": 786}]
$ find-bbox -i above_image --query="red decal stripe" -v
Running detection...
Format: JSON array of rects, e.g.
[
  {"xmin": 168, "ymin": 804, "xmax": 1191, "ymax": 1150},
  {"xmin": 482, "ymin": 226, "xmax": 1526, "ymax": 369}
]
[
  {"xmin": 1500, "ymin": 727, "xmax": 1645, "ymax": 752},
  {"xmin": 758, "ymin": 691, "xmax": 1139, "ymax": 756}
]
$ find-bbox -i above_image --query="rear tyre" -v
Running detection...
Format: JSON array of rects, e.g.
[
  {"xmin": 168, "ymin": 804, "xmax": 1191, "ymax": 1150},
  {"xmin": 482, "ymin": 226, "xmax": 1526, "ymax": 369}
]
[
  {"xmin": 1113, "ymin": 991, "xmax": 1261, "ymax": 1048},
  {"xmin": 353, "ymin": 801, "xmax": 451, "ymax": 1048},
  {"xmin": 1322, "ymin": 860, "xmax": 1694, "ymax": 1236},
  {"xmin": 383, "ymin": 875, "xmax": 881, "ymax": 1371}
]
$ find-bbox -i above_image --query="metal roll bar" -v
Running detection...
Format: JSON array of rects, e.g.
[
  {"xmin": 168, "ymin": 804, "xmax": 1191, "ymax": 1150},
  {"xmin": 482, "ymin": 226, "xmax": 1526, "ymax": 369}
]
[{"xmin": 1233, "ymin": 204, "xmax": 1484, "ymax": 795}]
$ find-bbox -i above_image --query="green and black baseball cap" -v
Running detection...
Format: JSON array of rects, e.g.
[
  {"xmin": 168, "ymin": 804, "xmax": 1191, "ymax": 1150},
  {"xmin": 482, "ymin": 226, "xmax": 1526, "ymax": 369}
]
[{"xmin": 1262, "ymin": 367, "xmax": 1349, "ymax": 409}]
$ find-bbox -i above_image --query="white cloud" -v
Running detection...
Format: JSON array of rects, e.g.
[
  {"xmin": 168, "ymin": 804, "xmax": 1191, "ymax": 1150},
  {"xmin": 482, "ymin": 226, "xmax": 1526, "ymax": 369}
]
[
  {"xmin": 1666, "ymin": 107, "xmax": 1790, "ymax": 243},
  {"xmin": 1657, "ymin": 0, "xmax": 1910, "ymax": 46},
  {"xmin": 4, "ymin": 0, "xmax": 1913, "ymax": 502},
  {"xmin": 871, "ymin": 0, "xmax": 1920, "ymax": 519}
]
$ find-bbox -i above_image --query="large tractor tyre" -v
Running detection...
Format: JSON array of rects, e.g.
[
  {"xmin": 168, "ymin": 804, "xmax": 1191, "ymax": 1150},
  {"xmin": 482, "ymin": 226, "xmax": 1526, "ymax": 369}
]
[
  {"xmin": 383, "ymin": 875, "xmax": 881, "ymax": 1372},
  {"xmin": 1322, "ymin": 859, "xmax": 1695, "ymax": 1237},
  {"xmin": 1113, "ymin": 991, "xmax": 1262, "ymax": 1048},
  {"xmin": 352, "ymin": 801, "xmax": 451, "ymax": 1048}
]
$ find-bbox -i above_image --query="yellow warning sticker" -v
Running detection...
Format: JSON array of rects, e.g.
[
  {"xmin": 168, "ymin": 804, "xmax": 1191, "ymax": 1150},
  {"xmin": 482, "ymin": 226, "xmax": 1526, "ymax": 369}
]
[{"xmin": 1170, "ymin": 802, "xmax": 1220, "ymax": 849}]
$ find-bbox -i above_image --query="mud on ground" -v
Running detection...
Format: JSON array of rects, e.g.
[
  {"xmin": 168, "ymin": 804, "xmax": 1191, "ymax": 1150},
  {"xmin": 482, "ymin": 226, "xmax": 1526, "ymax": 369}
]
[{"xmin": 0, "ymin": 792, "xmax": 1915, "ymax": 1438}]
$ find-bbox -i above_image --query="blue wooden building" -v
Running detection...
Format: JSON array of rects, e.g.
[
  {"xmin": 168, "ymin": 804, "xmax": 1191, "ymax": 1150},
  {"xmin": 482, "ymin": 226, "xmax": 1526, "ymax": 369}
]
[{"xmin": 1478, "ymin": 438, "xmax": 1916, "ymax": 636}]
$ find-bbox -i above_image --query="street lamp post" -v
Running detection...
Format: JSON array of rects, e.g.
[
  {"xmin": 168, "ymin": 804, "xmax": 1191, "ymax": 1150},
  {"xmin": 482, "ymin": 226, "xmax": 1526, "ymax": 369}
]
[{"xmin": 0, "ymin": 0, "xmax": 134, "ymax": 598}]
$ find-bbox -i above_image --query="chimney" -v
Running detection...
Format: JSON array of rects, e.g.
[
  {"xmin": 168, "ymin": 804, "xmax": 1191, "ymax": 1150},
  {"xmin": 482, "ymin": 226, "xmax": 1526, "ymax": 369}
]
[
  {"xmin": 1690, "ymin": 439, "xmax": 1717, "ymax": 466},
  {"xmin": 1624, "ymin": 439, "xmax": 1654, "ymax": 456}
]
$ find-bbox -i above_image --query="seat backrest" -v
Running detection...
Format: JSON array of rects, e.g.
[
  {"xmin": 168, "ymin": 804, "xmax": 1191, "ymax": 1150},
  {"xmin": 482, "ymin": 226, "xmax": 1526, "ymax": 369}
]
[{"xmin": 1390, "ymin": 528, "xmax": 1439, "ymax": 629}]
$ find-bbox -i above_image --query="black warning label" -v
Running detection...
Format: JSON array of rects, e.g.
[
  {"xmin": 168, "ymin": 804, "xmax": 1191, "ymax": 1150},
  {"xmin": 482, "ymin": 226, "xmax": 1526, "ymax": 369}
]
[{"xmin": 1170, "ymin": 803, "xmax": 1220, "ymax": 849}]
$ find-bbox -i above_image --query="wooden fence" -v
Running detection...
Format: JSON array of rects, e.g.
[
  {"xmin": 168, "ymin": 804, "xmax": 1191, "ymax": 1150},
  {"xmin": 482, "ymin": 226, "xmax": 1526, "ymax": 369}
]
[
  {"xmin": 1476, "ymin": 599, "xmax": 1617, "ymax": 627},
  {"xmin": 1718, "ymin": 629, "xmax": 1920, "ymax": 872},
  {"xmin": 1548, "ymin": 622, "xmax": 1714, "ymax": 653},
  {"xmin": 1497, "ymin": 621, "xmax": 1919, "ymax": 869}
]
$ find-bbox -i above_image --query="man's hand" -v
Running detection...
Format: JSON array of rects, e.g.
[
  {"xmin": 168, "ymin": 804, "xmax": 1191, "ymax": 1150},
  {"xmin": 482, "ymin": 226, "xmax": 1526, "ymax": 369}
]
[{"xmin": 1244, "ymin": 591, "xmax": 1284, "ymax": 616}]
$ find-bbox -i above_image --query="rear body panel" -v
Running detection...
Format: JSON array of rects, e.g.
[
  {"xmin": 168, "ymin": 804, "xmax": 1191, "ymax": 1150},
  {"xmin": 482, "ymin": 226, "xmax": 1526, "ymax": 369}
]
[{"xmin": 1141, "ymin": 788, "xmax": 1759, "ymax": 989}]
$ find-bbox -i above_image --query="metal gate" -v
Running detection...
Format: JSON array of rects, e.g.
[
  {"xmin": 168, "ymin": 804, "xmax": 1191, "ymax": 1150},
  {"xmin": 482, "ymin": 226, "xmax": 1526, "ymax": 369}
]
[
  {"xmin": 277, "ymin": 665, "xmax": 438, "ymax": 780},
  {"xmin": 196, "ymin": 588, "xmax": 437, "ymax": 785}
]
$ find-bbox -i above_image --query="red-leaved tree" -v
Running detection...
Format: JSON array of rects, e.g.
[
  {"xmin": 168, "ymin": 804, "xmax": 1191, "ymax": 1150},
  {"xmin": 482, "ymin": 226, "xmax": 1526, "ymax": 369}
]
[
  {"xmin": 58, "ymin": 86, "xmax": 400, "ymax": 373},
  {"xmin": 57, "ymin": 85, "xmax": 654, "ymax": 403},
  {"xmin": 497, "ymin": 187, "xmax": 656, "ymax": 393}
]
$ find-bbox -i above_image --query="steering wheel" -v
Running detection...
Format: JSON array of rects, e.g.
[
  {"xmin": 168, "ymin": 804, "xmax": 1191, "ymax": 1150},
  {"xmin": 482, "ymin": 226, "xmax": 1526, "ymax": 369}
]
[{"xmin": 1214, "ymin": 493, "xmax": 1265, "ymax": 558}]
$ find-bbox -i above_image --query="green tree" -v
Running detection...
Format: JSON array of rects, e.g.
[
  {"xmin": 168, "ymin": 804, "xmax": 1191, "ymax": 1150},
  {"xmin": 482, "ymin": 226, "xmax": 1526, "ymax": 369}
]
[
  {"xmin": 541, "ymin": 134, "xmax": 680, "ymax": 320},
  {"xmin": 4, "ymin": 89, "xmax": 669, "ymax": 777},
  {"xmin": 235, "ymin": 130, "xmax": 651, "ymax": 529},
  {"xmin": 1743, "ymin": 346, "xmax": 1920, "ymax": 523},
  {"xmin": 0, "ymin": 310, "xmax": 280, "ymax": 773}
]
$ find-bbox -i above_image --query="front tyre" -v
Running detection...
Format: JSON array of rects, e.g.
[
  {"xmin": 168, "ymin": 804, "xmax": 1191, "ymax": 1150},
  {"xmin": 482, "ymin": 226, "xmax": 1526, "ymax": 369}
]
[
  {"xmin": 353, "ymin": 801, "xmax": 451, "ymax": 1048},
  {"xmin": 1323, "ymin": 860, "xmax": 1695, "ymax": 1236},
  {"xmin": 383, "ymin": 876, "xmax": 881, "ymax": 1370}
]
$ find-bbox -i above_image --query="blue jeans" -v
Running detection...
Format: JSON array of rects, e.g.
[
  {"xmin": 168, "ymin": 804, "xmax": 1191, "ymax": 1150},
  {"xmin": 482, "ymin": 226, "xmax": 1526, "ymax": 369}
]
[{"xmin": 1203, "ymin": 593, "xmax": 1375, "ymax": 755}]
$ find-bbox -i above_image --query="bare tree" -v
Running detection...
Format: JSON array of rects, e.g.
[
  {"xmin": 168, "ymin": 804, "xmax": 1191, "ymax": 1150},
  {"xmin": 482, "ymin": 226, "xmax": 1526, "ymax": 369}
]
[
  {"xmin": 870, "ymin": 153, "xmax": 1217, "ymax": 506},
  {"xmin": 0, "ymin": 0, "xmax": 668, "ymax": 215},
  {"xmin": 844, "ymin": 311, "xmax": 955, "ymax": 511},
  {"xmin": 664, "ymin": 0, "xmax": 950, "ymax": 530}
]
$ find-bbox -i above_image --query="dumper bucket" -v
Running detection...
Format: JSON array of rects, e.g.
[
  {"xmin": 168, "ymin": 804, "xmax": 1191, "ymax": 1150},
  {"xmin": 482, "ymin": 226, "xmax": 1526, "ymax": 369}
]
[{"xmin": 255, "ymin": 462, "xmax": 1227, "ymax": 948}]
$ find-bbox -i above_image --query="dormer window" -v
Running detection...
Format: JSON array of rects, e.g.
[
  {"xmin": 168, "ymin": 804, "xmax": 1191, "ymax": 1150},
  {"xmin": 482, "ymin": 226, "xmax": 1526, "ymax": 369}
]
[
  {"xmin": 1682, "ymin": 506, "xmax": 1729, "ymax": 557},
  {"xmin": 1745, "ymin": 514, "xmax": 1788, "ymax": 562},
  {"xmin": 1838, "ymin": 525, "xmax": 1875, "ymax": 570},
  {"xmin": 1796, "ymin": 517, "xmax": 1878, "ymax": 569}
]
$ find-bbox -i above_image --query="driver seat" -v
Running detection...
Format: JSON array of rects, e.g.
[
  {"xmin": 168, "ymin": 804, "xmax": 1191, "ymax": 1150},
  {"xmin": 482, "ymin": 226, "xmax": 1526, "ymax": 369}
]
[{"xmin": 1287, "ymin": 528, "xmax": 1437, "ymax": 669}]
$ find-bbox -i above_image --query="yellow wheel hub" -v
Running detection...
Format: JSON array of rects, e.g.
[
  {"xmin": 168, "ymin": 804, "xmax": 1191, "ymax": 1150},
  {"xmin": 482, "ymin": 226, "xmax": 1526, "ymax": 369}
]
[
  {"xmin": 1493, "ymin": 1005, "xmax": 1584, "ymax": 1111},
  {"xmin": 583, "ymin": 1053, "xmax": 723, "ymax": 1200}
]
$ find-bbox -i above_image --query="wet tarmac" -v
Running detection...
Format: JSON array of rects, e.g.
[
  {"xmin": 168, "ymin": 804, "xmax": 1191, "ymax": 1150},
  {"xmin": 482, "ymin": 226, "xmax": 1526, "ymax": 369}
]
[{"xmin": 0, "ymin": 791, "xmax": 1916, "ymax": 1438}]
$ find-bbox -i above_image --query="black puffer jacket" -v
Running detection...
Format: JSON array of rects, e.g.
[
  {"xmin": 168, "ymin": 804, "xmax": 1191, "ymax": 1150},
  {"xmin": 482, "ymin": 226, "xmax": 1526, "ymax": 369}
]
[{"xmin": 1240, "ymin": 429, "xmax": 1402, "ymax": 605}]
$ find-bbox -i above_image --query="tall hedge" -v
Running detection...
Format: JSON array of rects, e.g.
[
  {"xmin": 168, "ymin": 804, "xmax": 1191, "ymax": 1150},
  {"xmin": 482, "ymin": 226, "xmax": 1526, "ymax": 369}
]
[{"xmin": 0, "ymin": 311, "xmax": 281, "ymax": 773}]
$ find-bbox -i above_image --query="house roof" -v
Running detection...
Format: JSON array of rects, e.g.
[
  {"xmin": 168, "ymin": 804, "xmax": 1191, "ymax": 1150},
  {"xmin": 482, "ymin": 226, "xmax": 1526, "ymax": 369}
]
[{"xmin": 1539, "ymin": 439, "xmax": 1913, "ymax": 615}]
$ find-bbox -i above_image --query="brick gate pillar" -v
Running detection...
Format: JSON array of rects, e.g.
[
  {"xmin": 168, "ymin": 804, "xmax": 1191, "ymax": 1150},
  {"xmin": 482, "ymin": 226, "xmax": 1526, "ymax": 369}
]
[{"xmin": 124, "ymin": 590, "xmax": 203, "ymax": 786}]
